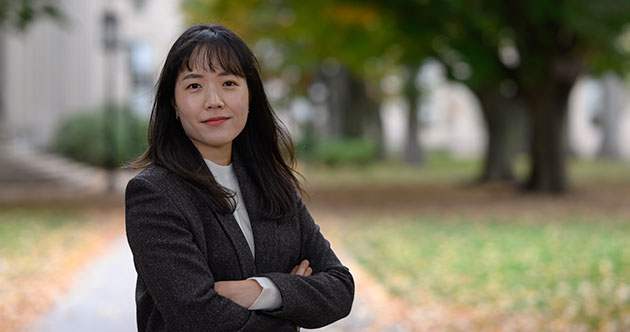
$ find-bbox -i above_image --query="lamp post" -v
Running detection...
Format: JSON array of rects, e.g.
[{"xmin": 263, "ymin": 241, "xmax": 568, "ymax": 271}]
[{"xmin": 102, "ymin": 11, "xmax": 118, "ymax": 192}]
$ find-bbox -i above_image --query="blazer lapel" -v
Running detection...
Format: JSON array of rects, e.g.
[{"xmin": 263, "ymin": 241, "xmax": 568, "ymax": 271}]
[
  {"xmin": 232, "ymin": 155, "xmax": 279, "ymax": 274},
  {"xmin": 199, "ymin": 164, "xmax": 256, "ymax": 277},
  {"xmin": 251, "ymin": 214, "xmax": 278, "ymax": 274}
]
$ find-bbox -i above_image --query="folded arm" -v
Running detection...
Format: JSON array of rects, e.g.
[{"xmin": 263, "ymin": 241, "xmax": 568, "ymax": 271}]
[
  {"xmin": 259, "ymin": 197, "xmax": 355, "ymax": 329},
  {"xmin": 215, "ymin": 260, "xmax": 313, "ymax": 310}
]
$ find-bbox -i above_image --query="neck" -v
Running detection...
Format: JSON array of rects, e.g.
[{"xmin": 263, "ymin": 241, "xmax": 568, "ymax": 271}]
[{"xmin": 193, "ymin": 141, "xmax": 232, "ymax": 166}]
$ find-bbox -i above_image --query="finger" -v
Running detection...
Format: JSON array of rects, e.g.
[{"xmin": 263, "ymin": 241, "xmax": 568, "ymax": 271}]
[
  {"xmin": 305, "ymin": 267, "xmax": 312, "ymax": 276},
  {"xmin": 296, "ymin": 259, "xmax": 309, "ymax": 276},
  {"xmin": 290, "ymin": 265, "xmax": 298, "ymax": 274}
]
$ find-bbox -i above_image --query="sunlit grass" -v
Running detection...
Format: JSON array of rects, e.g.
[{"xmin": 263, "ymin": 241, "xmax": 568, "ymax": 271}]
[
  {"xmin": 568, "ymin": 157, "xmax": 630, "ymax": 183},
  {"xmin": 340, "ymin": 216, "xmax": 630, "ymax": 329},
  {"xmin": 0, "ymin": 207, "xmax": 83, "ymax": 257}
]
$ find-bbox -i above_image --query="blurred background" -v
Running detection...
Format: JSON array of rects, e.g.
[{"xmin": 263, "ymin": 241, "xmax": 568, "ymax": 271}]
[{"xmin": 1, "ymin": 0, "xmax": 630, "ymax": 331}]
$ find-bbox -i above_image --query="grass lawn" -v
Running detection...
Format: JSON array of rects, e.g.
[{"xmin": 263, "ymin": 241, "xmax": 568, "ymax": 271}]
[
  {"xmin": 0, "ymin": 207, "xmax": 83, "ymax": 260},
  {"xmin": 338, "ymin": 217, "xmax": 630, "ymax": 330},
  {"xmin": 303, "ymin": 156, "xmax": 630, "ymax": 330}
]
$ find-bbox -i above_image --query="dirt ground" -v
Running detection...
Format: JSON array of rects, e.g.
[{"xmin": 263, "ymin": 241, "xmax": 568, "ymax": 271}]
[{"xmin": 305, "ymin": 180, "xmax": 630, "ymax": 221}]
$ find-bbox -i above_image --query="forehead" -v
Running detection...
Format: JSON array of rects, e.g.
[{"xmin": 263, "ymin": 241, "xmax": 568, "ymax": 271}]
[{"xmin": 180, "ymin": 44, "xmax": 245, "ymax": 77}]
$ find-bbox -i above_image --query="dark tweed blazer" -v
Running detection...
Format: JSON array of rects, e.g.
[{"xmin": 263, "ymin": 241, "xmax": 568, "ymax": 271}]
[{"xmin": 125, "ymin": 158, "xmax": 354, "ymax": 332}]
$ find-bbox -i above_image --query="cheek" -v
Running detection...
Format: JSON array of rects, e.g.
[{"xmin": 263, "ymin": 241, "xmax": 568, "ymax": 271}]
[
  {"xmin": 175, "ymin": 95, "xmax": 195, "ymax": 113},
  {"xmin": 228, "ymin": 93, "xmax": 249, "ymax": 118},
  {"xmin": 175, "ymin": 98, "xmax": 203, "ymax": 125}
]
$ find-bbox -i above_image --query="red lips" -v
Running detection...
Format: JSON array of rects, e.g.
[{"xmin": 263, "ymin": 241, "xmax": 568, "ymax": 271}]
[{"xmin": 203, "ymin": 116, "xmax": 229, "ymax": 127}]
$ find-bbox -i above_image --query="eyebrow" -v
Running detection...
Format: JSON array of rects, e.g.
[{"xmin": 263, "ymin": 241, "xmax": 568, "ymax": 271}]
[
  {"xmin": 180, "ymin": 73, "xmax": 203, "ymax": 81},
  {"xmin": 180, "ymin": 71, "xmax": 238, "ymax": 81}
]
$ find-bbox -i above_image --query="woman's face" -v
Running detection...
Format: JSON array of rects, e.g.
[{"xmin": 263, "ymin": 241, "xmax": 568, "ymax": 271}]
[{"xmin": 173, "ymin": 59, "xmax": 249, "ymax": 164}]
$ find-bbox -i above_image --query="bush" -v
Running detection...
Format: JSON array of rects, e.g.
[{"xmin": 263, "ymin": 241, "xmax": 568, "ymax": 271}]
[
  {"xmin": 312, "ymin": 138, "xmax": 378, "ymax": 166},
  {"xmin": 52, "ymin": 108, "xmax": 148, "ymax": 168}
]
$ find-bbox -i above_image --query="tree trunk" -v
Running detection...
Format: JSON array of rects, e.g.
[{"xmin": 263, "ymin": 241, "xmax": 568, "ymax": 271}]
[
  {"xmin": 320, "ymin": 65, "xmax": 365, "ymax": 139},
  {"xmin": 523, "ymin": 78, "xmax": 574, "ymax": 193},
  {"xmin": 475, "ymin": 87, "xmax": 525, "ymax": 182},
  {"xmin": 320, "ymin": 66, "xmax": 350, "ymax": 138},
  {"xmin": 358, "ymin": 81, "xmax": 385, "ymax": 159},
  {"xmin": 344, "ymin": 73, "xmax": 365, "ymax": 139},
  {"xmin": 598, "ymin": 72, "xmax": 624, "ymax": 159},
  {"xmin": 403, "ymin": 65, "xmax": 424, "ymax": 164}
]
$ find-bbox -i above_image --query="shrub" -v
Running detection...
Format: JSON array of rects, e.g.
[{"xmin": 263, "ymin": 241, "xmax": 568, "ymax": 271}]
[
  {"xmin": 312, "ymin": 138, "xmax": 378, "ymax": 166},
  {"xmin": 52, "ymin": 108, "xmax": 148, "ymax": 168}
]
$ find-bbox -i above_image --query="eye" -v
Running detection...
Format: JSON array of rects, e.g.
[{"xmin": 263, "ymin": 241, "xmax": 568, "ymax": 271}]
[
  {"xmin": 224, "ymin": 81, "xmax": 237, "ymax": 87},
  {"xmin": 186, "ymin": 83, "xmax": 201, "ymax": 89}
]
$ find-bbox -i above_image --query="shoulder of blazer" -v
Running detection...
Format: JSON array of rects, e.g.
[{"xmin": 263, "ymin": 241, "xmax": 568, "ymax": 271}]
[
  {"xmin": 133, "ymin": 163, "xmax": 173, "ymax": 184},
  {"xmin": 129, "ymin": 164, "xmax": 203, "ymax": 208},
  {"xmin": 126, "ymin": 164, "xmax": 212, "ymax": 259}
]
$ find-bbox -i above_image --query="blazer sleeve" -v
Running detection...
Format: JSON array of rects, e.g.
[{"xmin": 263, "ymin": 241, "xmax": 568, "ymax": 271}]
[
  {"xmin": 125, "ymin": 176, "xmax": 297, "ymax": 332},
  {"xmin": 258, "ymin": 195, "xmax": 355, "ymax": 329}
]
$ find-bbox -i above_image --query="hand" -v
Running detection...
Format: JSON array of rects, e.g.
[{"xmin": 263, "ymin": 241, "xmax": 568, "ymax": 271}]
[
  {"xmin": 290, "ymin": 259, "xmax": 312, "ymax": 276},
  {"xmin": 214, "ymin": 279, "xmax": 262, "ymax": 309}
]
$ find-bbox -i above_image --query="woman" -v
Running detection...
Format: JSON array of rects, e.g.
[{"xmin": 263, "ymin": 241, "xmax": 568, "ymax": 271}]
[{"xmin": 125, "ymin": 24, "xmax": 354, "ymax": 332}]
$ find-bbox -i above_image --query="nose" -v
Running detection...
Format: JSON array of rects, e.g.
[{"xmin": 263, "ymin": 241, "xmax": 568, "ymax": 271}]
[{"xmin": 204, "ymin": 89, "xmax": 225, "ymax": 110}]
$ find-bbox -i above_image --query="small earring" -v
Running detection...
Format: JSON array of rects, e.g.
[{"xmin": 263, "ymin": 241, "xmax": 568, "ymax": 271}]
[{"xmin": 175, "ymin": 113, "xmax": 180, "ymax": 120}]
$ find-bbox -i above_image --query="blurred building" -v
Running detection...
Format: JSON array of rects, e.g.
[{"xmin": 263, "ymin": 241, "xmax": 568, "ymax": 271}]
[
  {"xmin": 0, "ymin": 0, "xmax": 184, "ymax": 150},
  {"xmin": 569, "ymin": 74, "xmax": 630, "ymax": 160},
  {"xmin": 378, "ymin": 61, "xmax": 487, "ymax": 160}
]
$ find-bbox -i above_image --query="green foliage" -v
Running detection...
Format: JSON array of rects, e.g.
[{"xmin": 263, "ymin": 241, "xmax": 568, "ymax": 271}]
[
  {"xmin": 0, "ymin": 0, "xmax": 63, "ymax": 31},
  {"xmin": 360, "ymin": 0, "xmax": 630, "ymax": 86},
  {"xmin": 182, "ymin": 0, "xmax": 398, "ymax": 81},
  {"xmin": 52, "ymin": 108, "xmax": 148, "ymax": 168},
  {"xmin": 306, "ymin": 138, "xmax": 378, "ymax": 166},
  {"xmin": 186, "ymin": 0, "xmax": 630, "ymax": 85},
  {"xmin": 341, "ymin": 217, "xmax": 630, "ymax": 329},
  {"xmin": 183, "ymin": 0, "xmax": 630, "ymax": 89}
]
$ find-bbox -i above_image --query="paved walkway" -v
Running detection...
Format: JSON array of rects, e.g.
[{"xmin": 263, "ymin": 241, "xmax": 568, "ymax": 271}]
[
  {"xmin": 29, "ymin": 235, "xmax": 394, "ymax": 332},
  {"xmin": 31, "ymin": 237, "xmax": 137, "ymax": 332}
]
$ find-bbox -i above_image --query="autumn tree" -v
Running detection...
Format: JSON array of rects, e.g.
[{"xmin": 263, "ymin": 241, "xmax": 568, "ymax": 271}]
[{"xmin": 364, "ymin": 0, "xmax": 630, "ymax": 192}]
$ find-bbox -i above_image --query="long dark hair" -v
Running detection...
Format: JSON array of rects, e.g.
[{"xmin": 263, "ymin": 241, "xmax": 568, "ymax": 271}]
[{"xmin": 132, "ymin": 24, "xmax": 302, "ymax": 219}]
